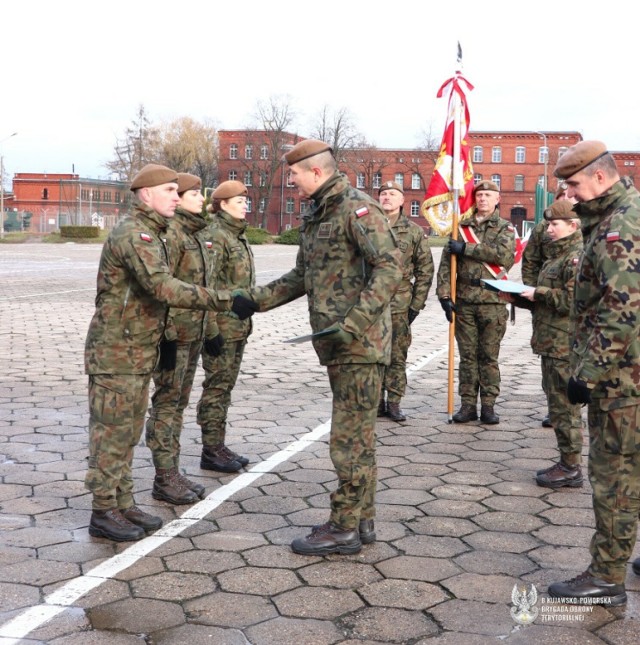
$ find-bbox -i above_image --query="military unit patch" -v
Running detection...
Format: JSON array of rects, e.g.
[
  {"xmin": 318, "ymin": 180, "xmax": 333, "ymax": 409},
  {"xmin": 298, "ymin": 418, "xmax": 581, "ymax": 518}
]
[
  {"xmin": 317, "ymin": 222, "xmax": 333, "ymax": 238},
  {"xmin": 355, "ymin": 206, "xmax": 369, "ymax": 218},
  {"xmin": 140, "ymin": 233, "xmax": 152, "ymax": 242}
]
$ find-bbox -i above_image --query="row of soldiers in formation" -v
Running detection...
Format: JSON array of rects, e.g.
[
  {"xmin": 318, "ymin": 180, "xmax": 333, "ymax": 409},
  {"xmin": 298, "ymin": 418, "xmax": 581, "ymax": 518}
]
[{"xmin": 83, "ymin": 138, "xmax": 640, "ymax": 607}]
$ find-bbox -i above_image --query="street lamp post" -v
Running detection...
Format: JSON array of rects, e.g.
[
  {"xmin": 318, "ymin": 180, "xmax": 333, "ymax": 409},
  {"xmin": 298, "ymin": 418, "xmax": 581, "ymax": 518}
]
[
  {"xmin": 536, "ymin": 131, "xmax": 548, "ymax": 199},
  {"xmin": 278, "ymin": 144, "xmax": 294, "ymax": 234},
  {"xmin": 0, "ymin": 132, "xmax": 18, "ymax": 240}
]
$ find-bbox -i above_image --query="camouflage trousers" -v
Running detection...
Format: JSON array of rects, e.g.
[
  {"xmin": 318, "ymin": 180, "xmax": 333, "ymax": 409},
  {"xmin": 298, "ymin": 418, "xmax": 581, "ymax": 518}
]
[
  {"xmin": 587, "ymin": 398, "xmax": 640, "ymax": 584},
  {"xmin": 381, "ymin": 311, "xmax": 412, "ymax": 403},
  {"xmin": 145, "ymin": 340, "xmax": 202, "ymax": 470},
  {"xmin": 197, "ymin": 338, "xmax": 247, "ymax": 446},
  {"xmin": 327, "ymin": 363, "xmax": 382, "ymax": 530},
  {"xmin": 85, "ymin": 373, "xmax": 151, "ymax": 511},
  {"xmin": 455, "ymin": 303, "xmax": 508, "ymax": 405},
  {"xmin": 540, "ymin": 355, "xmax": 584, "ymax": 464}
]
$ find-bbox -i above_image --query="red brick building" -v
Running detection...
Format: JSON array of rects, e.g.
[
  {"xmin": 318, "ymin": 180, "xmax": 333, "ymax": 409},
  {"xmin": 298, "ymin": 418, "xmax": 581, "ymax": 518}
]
[
  {"xmin": 218, "ymin": 129, "xmax": 640, "ymax": 235},
  {"xmin": 5, "ymin": 174, "xmax": 128, "ymax": 233}
]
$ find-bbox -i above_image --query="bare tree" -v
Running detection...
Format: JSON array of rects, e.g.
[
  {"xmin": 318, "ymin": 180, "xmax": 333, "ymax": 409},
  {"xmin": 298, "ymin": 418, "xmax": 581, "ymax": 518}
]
[
  {"xmin": 158, "ymin": 117, "xmax": 218, "ymax": 190},
  {"xmin": 399, "ymin": 124, "xmax": 441, "ymax": 192},
  {"xmin": 342, "ymin": 140, "xmax": 389, "ymax": 197},
  {"xmin": 309, "ymin": 105, "xmax": 362, "ymax": 163},
  {"xmin": 105, "ymin": 105, "xmax": 161, "ymax": 181}
]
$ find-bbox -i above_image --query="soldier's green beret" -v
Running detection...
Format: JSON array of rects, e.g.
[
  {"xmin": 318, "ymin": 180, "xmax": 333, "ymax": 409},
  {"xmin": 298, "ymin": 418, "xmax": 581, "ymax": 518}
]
[
  {"xmin": 130, "ymin": 164, "xmax": 178, "ymax": 191},
  {"xmin": 212, "ymin": 180, "xmax": 248, "ymax": 200},
  {"xmin": 473, "ymin": 180, "xmax": 500, "ymax": 194},
  {"xmin": 378, "ymin": 180, "xmax": 404, "ymax": 194},
  {"xmin": 554, "ymin": 140, "xmax": 608, "ymax": 179},
  {"xmin": 284, "ymin": 139, "xmax": 333, "ymax": 165},
  {"xmin": 177, "ymin": 173, "xmax": 201, "ymax": 195},
  {"xmin": 544, "ymin": 200, "xmax": 577, "ymax": 221}
]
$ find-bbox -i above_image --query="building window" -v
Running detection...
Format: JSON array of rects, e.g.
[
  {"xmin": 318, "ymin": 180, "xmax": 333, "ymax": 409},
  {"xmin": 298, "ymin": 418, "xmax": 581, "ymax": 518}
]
[
  {"xmin": 245, "ymin": 144, "xmax": 253, "ymax": 159},
  {"xmin": 411, "ymin": 173, "xmax": 421, "ymax": 190},
  {"xmin": 473, "ymin": 146, "xmax": 483, "ymax": 163},
  {"xmin": 259, "ymin": 198, "xmax": 266, "ymax": 213},
  {"xmin": 259, "ymin": 172, "xmax": 266, "ymax": 187},
  {"xmin": 300, "ymin": 201, "xmax": 308, "ymax": 214},
  {"xmin": 394, "ymin": 173, "xmax": 404, "ymax": 188},
  {"xmin": 558, "ymin": 146, "xmax": 568, "ymax": 158},
  {"xmin": 81, "ymin": 189, "xmax": 89, "ymax": 201},
  {"xmin": 492, "ymin": 146, "xmax": 502, "ymax": 163},
  {"xmin": 286, "ymin": 170, "xmax": 294, "ymax": 188},
  {"xmin": 373, "ymin": 172, "xmax": 382, "ymax": 189},
  {"xmin": 43, "ymin": 188, "xmax": 49, "ymax": 200},
  {"xmin": 515, "ymin": 146, "xmax": 525, "ymax": 163},
  {"xmin": 228, "ymin": 170, "xmax": 237, "ymax": 181},
  {"xmin": 243, "ymin": 171, "xmax": 252, "ymax": 186},
  {"xmin": 260, "ymin": 144, "xmax": 269, "ymax": 160},
  {"xmin": 103, "ymin": 191, "xmax": 112, "ymax": 202},
  {"xmin": 538, "ymin": 146, "xmax": 549, "ymax": 164},
  {"xmin": 491, "ymin": 174, "xmax": 501, "ymax": 189},
  {"xmin": 115, "ymin": 192, "xmax": 121, "ymax": 203},
  {"xmin": 286, "ymin": 198, "xmax": 295, "ymax": 214},
  {"xmin": 514, "ymin": 175, "xmax": 525, "ymax": 191},
  {"xmin": 245, "ymin": 197, "xmax": 252, "ymax": 213},
  {"xmin": 229, "ymin": 144, "xmax": 238, "ymax": 159},
  {"xmin": 92, "ymin": 190, "xmax": 100, "ymax": 202},
  {"xmin": 356, "ymin": 172, "xmax": 365, "ymax": 189},
  {"xmin": 473, "ymin": 173, "xmax": 483, "ymax": 184},
  {"xmin": 410, "ymin": 200, "xmax": 420, "ymax": 217}
]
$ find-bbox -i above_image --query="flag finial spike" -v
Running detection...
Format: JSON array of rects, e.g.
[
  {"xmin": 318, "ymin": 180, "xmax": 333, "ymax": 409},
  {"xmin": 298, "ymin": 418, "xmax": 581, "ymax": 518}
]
[{"xmin": 456, "ymin": 42, "xmax": 463, "ymax": 72}]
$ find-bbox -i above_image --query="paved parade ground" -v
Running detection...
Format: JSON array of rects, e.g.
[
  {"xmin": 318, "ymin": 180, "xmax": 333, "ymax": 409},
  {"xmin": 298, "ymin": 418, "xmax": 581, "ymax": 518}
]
[{"xmin": 0, "ymin": 242, "xmax": 638, "ymax": 644}]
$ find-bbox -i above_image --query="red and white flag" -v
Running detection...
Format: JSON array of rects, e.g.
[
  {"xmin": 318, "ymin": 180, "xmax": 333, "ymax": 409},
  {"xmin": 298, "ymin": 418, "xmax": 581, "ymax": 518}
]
[
  {"xmin": 513, "ymin": 226, "xmax": 531, "ymax": 264},
  {"xmin": 421, "ymin": 72, "xmax": 475, "ymax": 236}
]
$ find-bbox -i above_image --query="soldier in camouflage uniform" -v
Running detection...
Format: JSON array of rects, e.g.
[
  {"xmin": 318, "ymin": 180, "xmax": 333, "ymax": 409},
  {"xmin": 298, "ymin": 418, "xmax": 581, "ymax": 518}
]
[
  {"xmin": 376, "ymin": 181, "xmax": 434, "ymax": 422},
  {"xmin": 516, "ymin": 200, "xmax": 584, "ymax": 488},
  {"xmin": 197, "ymin": 180, "xmax": 255, "ymax": 473},
  {"xmin": 249, "ymin": 140, "xmax": 402, "ymax": 556},
  {"xmin": 548, "ymin": 141, "xmax": 640, "ymax": 606},
  {"xmin": 436, "ymin": 180, "xmax": 515, "ymax": 424},
  {"xmin": 145, "ymin": 173, "xmax": 210, "ymax": 506},
  {"xmin": 84, "ymin": 164, "xmax": 258, "ymax": 542},
  {"xmin": 522, "ymin": 182, "xmax": 572, "ymax": 428}
]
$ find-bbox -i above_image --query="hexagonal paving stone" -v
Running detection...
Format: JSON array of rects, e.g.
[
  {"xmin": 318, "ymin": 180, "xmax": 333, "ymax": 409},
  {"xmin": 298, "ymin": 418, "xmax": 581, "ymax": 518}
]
[
  {"xmin": 463, "ymin": 530, "xmax": 541, "ymax": 553},
  {"xmin": 441, "ymin": 573, "xmax": 516, "ymax": 603},
  {"xmin": 408, "ymin": 516, "xmax": 477, "ymax": 537},
  {"xmin": 299, "ymin": 561, "xmax": 382, "ymax": 589},
  {"xmin": 420, "ymin": 499, "xmax": 487, "ymax": 518},
  {"xmin": 429, "ymin": 599, "xmax": 514, "ymax": 636},
  {"xmin": 528, "ymin": 545, "xmax": 591, "ymax": 571},
  {"xmin": 184, "ymin": 591, "xmax": 277, "ymax": 627},
  {"xmin": 217, "ymin": 566, "xmax": 300, "ymax": 595},
  {"xmin": 375, "ymin": 555, "xmax": 462, "ymax": 582},
  {"xmin": 359, "ymin": 579, "xmax": 448, "ymax": 609},
  {"xmin": 482, "ymin": 495, "xmax": 550, "ymax": 514},
  {"xmin": 473, "ymin": 511, "xmax": 545, "ymax": 533},
  {"xmin": 0, "ymin": 558, "xmax": 80, "ymax": 586},
  {"xmin": 88, "ymin": 598, "xmax": 185, "ymax": 634},
  {"xmin": 274, "ymin": 586, "xmax": 364, "ymax": 619},
  {"xmin": 339, "ymin": 606, "xmax": 439, "ymax": 643},
  {"xmin": 152, "ymin": 623, "xmax": 248, "ymax": 645},
  {"xmin": 0, "ymin": 581, "xmax": 41, "ymax": 612},
  {"xmin": 242, "ymin": 544, "xmax": 322, "ymax": 569},
  {"xmin": 430, "ymin": 484, "xmax": 493, "ymax": 502},
  {"xmin": 533, "ymin": 525, "xmax": 594, "ymax": 548},
  {"xmin": 454, "ymin": 550, "xmax": 537, "ymax": 576},
  {"xmin": 393, "ymin": 535, "xmax": 469, "ymax": 559},
  {"xmin": 131, "ymin": 571, "xmax": 216, "ymax": 601},
  {"xmin": 164, "ymin": 549, "xmax": 244, "ymax": 575},
  {"xmin": 246, "ymin": 616, "xmax": 343, "ymax": 645}
]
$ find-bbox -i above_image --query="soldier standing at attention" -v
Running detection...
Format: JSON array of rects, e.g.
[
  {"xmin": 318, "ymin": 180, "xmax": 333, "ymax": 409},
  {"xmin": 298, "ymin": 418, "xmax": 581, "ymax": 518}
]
[
  {"xmin": 517, "ymin": 200, "xmax": 584, "ymax": 488},
  {"xmin": 436, "ymin": 180, "xmax": 515, "ymax": 424},
  {"xmin": 376, "ymin": 181, "xmax": 434, "ymax": 422},
  {"xmin": 84, "ymin": 164, "xmax": 258, "ymax": 542},
  {"xmin": 249, "ymin": 140, "xmax": 402, "ymax": 556},
  {"xmin": 145, "ymin": 173, "xmax": 210, "ymax": 506},
  {"xmin": 197, "ymin": 181, "xmax": 254, "ymax": 473},
  {"xmin": 548, "ymin": 141, "xmax": 640, "ymax": 606}
]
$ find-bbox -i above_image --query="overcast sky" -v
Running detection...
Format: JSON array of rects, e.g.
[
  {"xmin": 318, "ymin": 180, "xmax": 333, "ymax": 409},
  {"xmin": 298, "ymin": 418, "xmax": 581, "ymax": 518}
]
[{"xmin": 2, "ymin": 0, "xmax": 638, "ymax": 183}]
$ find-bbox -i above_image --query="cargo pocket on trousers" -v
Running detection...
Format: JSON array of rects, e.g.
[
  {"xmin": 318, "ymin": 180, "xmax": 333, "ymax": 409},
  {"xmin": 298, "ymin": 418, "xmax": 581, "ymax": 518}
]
[{"xmin": 90, "ymin": 375, "xmax": 127, "ymax": 426}]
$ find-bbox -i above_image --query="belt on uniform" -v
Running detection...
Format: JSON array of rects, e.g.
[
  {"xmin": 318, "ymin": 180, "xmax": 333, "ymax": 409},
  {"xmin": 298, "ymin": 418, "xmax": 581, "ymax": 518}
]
[{"xmin": 457, "ymin": 277, "xmax": 485, "ymax": 287}]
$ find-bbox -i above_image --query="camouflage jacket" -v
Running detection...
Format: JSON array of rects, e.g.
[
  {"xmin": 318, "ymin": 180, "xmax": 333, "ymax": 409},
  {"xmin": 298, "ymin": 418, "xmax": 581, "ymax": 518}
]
[
  {"xmin": 252, "ymin": 172, "xmax": 402, "ymax": 366},
  {"xmin": 521, "ymin": 219, "xmax": 552, "ymax": 287},
  {"xmin": 530, "ymin": 229, "xmax": 583, "ymax": 359},
  {"xmin": 388, "ymin": 214, "xmax": 434, "ymax": 314},
  {"xmin": 84, "ymin": 204, "xmax": 232, "ymax": 375},
  {"xmin": 436, "ymin": 208, "xmax": 516, "ymax": 304},
  {"xmin": 164, "ymin": 207, "xmax": 214, "ymax": 343},
  {"xmin": 571, "ymin": 177, "xmax": 640, "ymax": 400},
  {"xmin": 205, "ymin": 210, "xmax": 255, "ymax": 342}
]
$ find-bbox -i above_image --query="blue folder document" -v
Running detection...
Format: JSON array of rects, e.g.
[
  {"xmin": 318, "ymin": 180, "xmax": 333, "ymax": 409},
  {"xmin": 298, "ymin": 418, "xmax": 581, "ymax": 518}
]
[{"xmin": 481, "ymin": 279, "xmax": 534, "ymax": 293}]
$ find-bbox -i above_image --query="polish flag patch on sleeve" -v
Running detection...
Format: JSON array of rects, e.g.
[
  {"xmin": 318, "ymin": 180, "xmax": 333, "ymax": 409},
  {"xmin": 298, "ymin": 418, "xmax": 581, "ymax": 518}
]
[
  {"xmin": 205, "ymin": 241, "xmax": 213, "ymax": 248},
  {"xmin": 606, "ymin": 231, "xmax": 620, "ymax": 242},
  {"xmin": 355, "ymin": 206, "xmax": 369, "ymax": 218},
  {"xmin": 140, "ymin": 233, "xmax": 153, "ymax": 243}
]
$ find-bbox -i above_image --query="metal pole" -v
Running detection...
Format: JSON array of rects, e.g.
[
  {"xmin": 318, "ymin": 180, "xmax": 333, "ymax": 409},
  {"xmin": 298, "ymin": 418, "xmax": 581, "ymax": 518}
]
[
  {"xmin": 1, "ymin": 155, "xmax": 5, "ymax": 239},
  {"xmin": 536, "ymin": 131, "xmax": 548, "ymax": 199}
]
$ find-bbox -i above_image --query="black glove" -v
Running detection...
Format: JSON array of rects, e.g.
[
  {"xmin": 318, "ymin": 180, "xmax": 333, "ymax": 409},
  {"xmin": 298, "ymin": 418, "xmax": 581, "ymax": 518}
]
[
  {"xmin": 203, "ymin": 333, "xmax": 224, "ymax": 357},
  {"xmin": 567, "ymin": 377, "xmax": 592, "ymax": 405},
  {"xmin": 439, "ymin": 298, "xmax": 456, "ymax": 323},
  {"xmin": 158, "ymin": 339, "xmax": 177, "ymax": 371},
  {"xmin": 448, "ymin": 238, "xmax": 466, "ymax": 256},
  {"xmin": 408, "ymin": 309, "xmax": 419, "ymax": 325},
  {"xmin": 231, "ymin": 295, "xmax": 259, "ymax": 320}
]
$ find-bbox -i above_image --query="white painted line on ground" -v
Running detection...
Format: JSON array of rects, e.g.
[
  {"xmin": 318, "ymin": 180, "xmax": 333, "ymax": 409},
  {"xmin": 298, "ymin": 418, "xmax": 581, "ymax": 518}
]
[{"xmin": 0, "ymin": 345, "xmax": 446, "ymax": 643}]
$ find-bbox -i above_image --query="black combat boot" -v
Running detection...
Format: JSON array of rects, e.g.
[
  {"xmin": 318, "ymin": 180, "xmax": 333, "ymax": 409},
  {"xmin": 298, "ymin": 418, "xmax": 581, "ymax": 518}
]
[
  {"xmin": 200, "ymin": 443, "xmax": 243, "ymax": 473},
  {"xmin": 172, "ymin": 469, "xmax": 206, "ymax": 499},
  {"xmin": 387, "ymin": 401, "xmax": 407, "ymax": 422},
  {"xmin": 480, "ymin": 404, "xmax": 499, "ymax": 424},
  {"xmin": 535, "ymin": 461, "xmax": 583, "ymax": 488},
  {"xmin": 121, "ymin": 506, "xmax": 163, "ymax": 532},
  {"xmin": 359, "ymin": 519, "xmax": 376, "ymax": 544},
  {"xmin": 542, "ymin": 415, "xmax": 553, "ymax": 428},
  {"xmin": 452, "ymin": 403, "xmax": 478, "ymax": 423},
  {"xmin": 89, "ymin": 509, "xmax": 145, "ymax": 542},
  {"xmin": 221, "ymin": 445, "xmax": 249, "ymax": 467},
  {"xmin": 633, "ymin": 558, "xmax": 640, "ymax": 575},
  {"xmin": 153, "ymin": 468, "xmax": 198, "ymax": 504},
  {"xmin": 291, "ymin": 522, "xmax": 362, "ymax": 556},
  {"xmin": 548, "ymin": 571, "xmax": 627, "ymax": 606}
]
